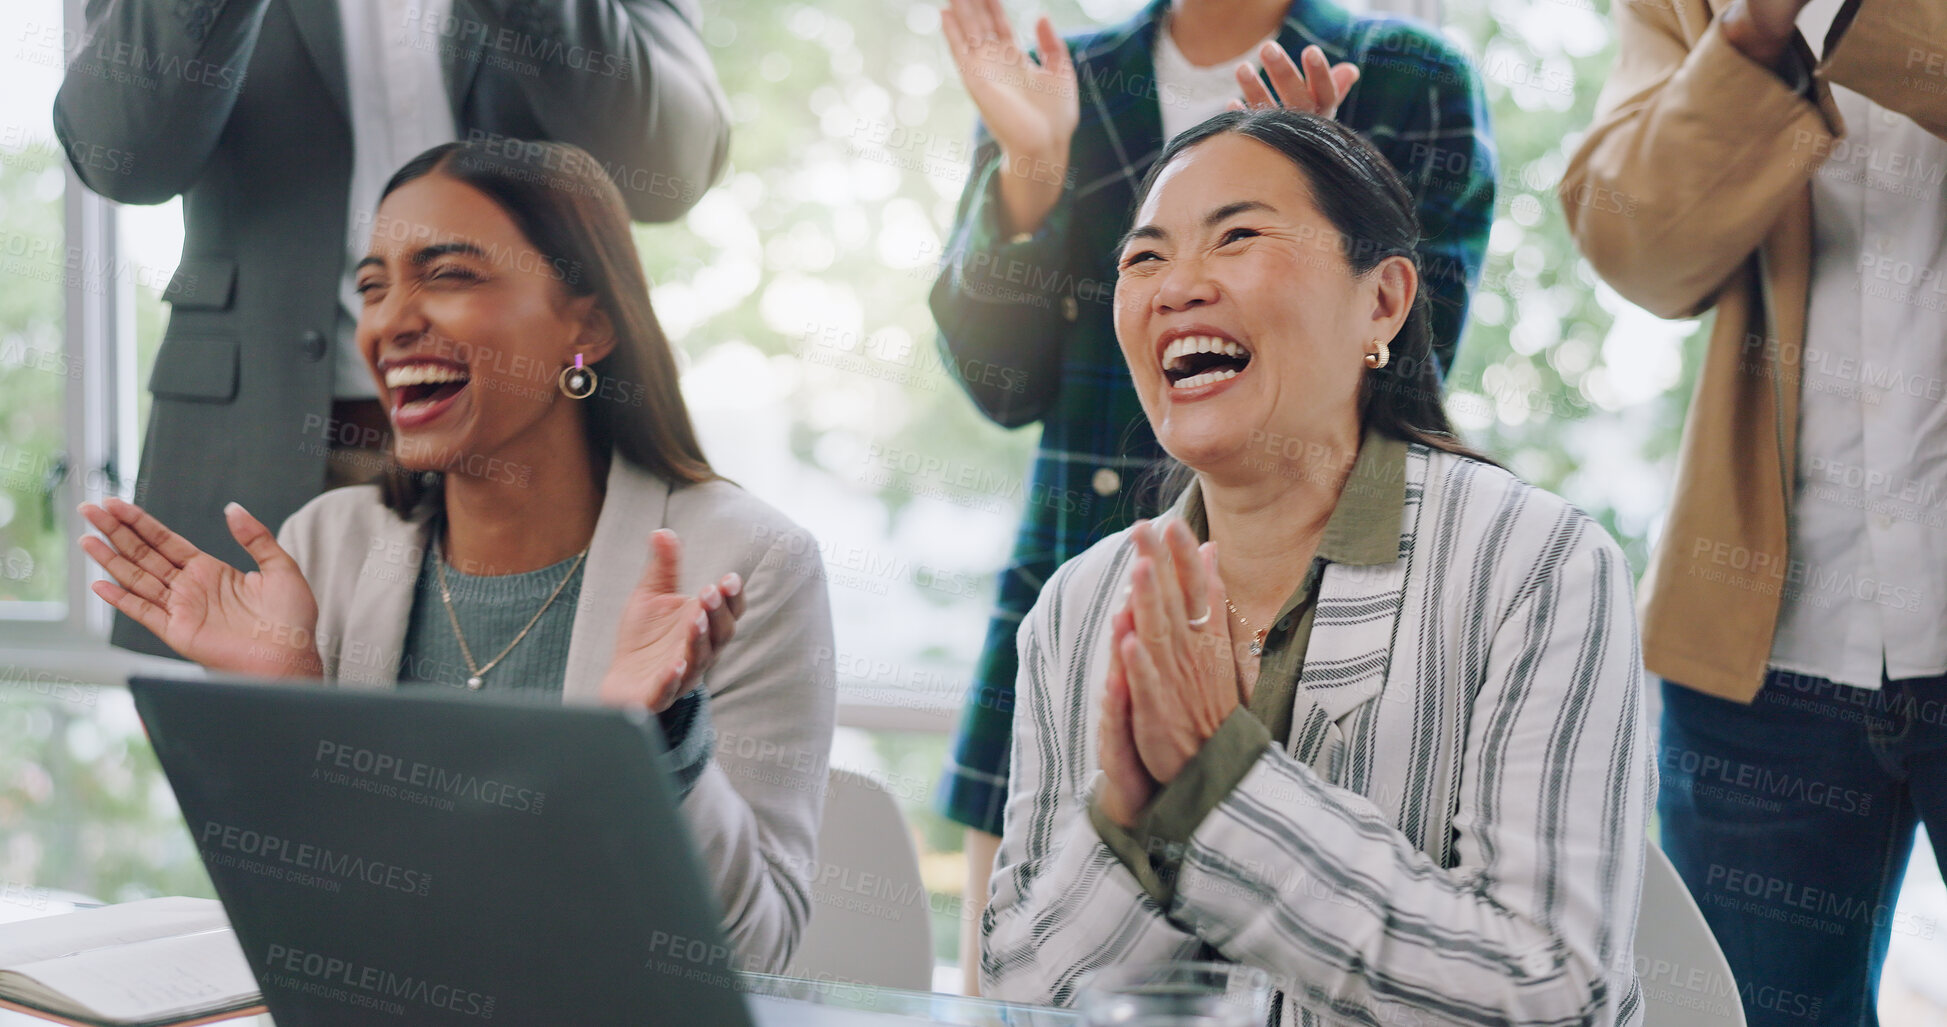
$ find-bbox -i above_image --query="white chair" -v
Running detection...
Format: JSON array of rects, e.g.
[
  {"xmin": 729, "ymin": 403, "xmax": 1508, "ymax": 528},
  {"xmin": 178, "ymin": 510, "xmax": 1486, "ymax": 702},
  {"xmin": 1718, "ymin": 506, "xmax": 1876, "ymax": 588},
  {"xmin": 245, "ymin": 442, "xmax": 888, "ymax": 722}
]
[
  {"xmin": 1633, "ymin": 843, "xmax": 1746, "ymax": 1027},
  {"xmin": 783, "ymin": 769, "xmax": 934, "ymax": 992}
]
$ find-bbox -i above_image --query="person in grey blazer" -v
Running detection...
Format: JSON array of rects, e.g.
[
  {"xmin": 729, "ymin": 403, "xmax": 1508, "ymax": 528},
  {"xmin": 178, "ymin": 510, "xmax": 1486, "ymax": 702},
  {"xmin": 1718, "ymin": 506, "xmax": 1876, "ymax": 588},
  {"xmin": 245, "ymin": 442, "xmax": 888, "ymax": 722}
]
[
  {"xmin": 54, "ymin": 0, "xmax": 730, "ymax": 658},
  {"xmin": 74, "ymin": 140, "xmax": 832, "ymax": 972},
  {"xmin": 984, "ymin": 110, "xmax": 1653, "ymax": 1025}
]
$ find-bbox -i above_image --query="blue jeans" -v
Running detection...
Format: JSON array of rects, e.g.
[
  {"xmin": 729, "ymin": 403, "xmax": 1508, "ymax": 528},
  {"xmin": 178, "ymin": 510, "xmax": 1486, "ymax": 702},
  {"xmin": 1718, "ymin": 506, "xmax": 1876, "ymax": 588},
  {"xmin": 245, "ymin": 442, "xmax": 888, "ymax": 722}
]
[{"xmin": 1659, "ymin": 670, "xmax": 1947, "ymax": 1027}]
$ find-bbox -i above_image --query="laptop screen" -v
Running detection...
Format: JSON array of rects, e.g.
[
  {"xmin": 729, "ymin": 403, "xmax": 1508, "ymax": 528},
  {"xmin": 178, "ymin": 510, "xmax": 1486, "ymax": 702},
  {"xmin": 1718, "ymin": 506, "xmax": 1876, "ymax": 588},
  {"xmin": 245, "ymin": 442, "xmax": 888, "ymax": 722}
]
[{"xmin": 130, "ymin": 675, "xmax": 757, "ymax": 1027}]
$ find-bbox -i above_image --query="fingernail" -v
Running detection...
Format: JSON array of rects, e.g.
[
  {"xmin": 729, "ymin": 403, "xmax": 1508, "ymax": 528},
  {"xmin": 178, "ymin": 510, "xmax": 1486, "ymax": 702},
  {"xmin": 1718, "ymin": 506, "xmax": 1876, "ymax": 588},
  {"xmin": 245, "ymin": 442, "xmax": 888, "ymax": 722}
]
[
  {"xmin": 695, "ymin": 611, "xmax": 708, "ymax": 632},
  {"xmin": 724, "ymin": 573, "xmax": 742, "ymax": 595},
  {"xmin": 224, "ymin": 502, "xmax": 245, "ymax": 517},
  {"xmin": 703, "ymin": 587, "xmax": 721, "ymax": 610}
]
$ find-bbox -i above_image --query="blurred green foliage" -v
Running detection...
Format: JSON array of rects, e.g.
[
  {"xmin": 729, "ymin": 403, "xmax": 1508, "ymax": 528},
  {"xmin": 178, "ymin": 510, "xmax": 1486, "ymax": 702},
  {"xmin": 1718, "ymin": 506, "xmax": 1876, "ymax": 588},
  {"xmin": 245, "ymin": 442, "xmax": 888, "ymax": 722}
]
[
  {"xmin": 1439, "ymin": 0, "xmax": 1704, "ymax": 573},
  {"xmin": 0, "ymin": 142, "xmax": 68, "ymax": 606}
]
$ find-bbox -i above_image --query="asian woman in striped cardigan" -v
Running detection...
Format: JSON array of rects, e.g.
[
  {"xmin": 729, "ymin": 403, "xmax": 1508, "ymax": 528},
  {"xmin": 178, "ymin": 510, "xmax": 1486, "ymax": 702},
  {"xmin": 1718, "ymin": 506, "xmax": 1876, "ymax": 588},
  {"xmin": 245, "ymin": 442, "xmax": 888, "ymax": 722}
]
[{"xmin": 982, "ymin": 109, "xmax": 1653, "ymax": 1027}]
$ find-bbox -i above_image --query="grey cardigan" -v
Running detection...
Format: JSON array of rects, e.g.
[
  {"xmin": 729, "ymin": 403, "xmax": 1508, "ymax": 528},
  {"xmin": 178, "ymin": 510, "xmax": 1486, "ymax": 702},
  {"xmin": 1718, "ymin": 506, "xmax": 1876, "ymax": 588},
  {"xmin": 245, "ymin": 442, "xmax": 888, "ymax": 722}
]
[{"xmin": 276, "ymin": 458, "xmax": 835, "ymax": 973}]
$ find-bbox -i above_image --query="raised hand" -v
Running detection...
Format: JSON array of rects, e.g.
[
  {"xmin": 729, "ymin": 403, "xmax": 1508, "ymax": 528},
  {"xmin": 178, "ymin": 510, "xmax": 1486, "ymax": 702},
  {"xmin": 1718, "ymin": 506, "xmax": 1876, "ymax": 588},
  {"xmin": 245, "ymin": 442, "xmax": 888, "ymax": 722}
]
[
  {"xmin": 78, "ymin": 498, "xmax": 322, "ymax": 677},
  {"xmin": 1119, "ymin": 519, "xmax": 1240, "ymax": 786},
  {"xmin": 1229, "ymin": 42, "xmax": 1360, "ymax": 119},
  {"xmin": 599, "ymin": 529, "xmax": 744, "ymax": 713},
  {"xmin": 940, "ymin": 0, "xmax": 1078, "ymax": 235}
]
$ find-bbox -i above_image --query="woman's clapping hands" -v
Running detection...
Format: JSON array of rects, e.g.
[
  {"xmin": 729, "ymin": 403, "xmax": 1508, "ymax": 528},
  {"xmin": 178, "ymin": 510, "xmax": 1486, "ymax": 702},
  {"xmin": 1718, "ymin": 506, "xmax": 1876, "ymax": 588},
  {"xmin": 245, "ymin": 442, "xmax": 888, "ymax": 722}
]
[
  {"xmin": 1097, "ymin": 518, "xmax": 1246, "ymax": 828},
  {"xmin": 599, "ymin": 529, "xmax": 745, "ymax": 713}
]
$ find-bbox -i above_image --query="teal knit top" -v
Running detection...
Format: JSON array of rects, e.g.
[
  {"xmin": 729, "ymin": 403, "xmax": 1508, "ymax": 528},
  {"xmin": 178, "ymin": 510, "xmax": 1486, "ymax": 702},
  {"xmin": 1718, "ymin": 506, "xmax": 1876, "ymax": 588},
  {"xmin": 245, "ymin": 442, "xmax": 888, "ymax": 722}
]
[
  {"xmin": 399, "ymin": 546, "xmax": 585, "ymax": 698},
  {"xmin": 398, "ymin": 539, "xmax": 713, "ymax": 797}
]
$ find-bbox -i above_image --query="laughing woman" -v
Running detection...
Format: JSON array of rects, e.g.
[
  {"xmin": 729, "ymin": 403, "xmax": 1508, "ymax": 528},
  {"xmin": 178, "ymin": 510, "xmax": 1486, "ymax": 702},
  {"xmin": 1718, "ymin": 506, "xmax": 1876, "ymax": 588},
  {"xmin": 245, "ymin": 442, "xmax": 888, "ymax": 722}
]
[
  {"xmin": 77, "ymin": 140, "xmax": 835, "ymax": 973},
  {"xmin": 982, "ymin": 109, "xmax": 1652, "ymax": 1026}
]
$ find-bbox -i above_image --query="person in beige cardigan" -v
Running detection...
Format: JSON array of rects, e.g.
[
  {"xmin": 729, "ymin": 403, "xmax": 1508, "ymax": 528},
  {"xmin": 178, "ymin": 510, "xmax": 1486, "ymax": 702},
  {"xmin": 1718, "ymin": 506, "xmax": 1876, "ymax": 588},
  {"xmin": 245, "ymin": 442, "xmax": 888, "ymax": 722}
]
[
  {"xmin": 1562, "ymin": 0, "xmax": 1947, "ymax": 1023},
  {"xmin": 75, "ymin": 140, "xmax": 836, "ymax": 974}
]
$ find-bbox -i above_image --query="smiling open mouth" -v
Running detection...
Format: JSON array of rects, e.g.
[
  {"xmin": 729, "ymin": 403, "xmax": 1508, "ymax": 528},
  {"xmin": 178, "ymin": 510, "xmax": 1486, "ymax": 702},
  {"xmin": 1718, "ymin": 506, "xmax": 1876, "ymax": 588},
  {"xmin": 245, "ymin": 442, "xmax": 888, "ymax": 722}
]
[
  {"xmin": 1163, "ymin": 336, "xmax": 1251, "ymax": 389},
  {"xmin": 385, "ymin": 363, "xmax": 471, "ymax": 414}
]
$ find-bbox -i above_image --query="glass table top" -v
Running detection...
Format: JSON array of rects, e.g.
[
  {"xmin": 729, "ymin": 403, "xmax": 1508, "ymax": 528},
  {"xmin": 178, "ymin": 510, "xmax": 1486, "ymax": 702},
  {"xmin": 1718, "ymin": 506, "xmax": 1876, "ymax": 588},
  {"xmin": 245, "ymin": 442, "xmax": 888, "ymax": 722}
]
[{"xmin": 0, "ymin": 971, "xmax": 1080, "ymax": 1027}]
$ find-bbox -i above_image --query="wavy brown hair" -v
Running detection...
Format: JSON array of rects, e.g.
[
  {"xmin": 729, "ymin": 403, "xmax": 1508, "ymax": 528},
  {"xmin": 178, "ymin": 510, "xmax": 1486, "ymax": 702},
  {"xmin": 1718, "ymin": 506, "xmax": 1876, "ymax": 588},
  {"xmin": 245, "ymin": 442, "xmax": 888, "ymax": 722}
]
[{"xmin": 372, "ymin": 139, "xmax": 716, "ymax": 516}]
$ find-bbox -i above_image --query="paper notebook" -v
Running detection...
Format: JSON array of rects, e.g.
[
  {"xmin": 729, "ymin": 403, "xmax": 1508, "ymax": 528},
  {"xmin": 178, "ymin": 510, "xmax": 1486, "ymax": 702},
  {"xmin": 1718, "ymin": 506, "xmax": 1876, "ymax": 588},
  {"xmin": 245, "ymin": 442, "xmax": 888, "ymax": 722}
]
[{"xmin": 0, "ymin": 898, "xmax": 259, "ymax": 1027}]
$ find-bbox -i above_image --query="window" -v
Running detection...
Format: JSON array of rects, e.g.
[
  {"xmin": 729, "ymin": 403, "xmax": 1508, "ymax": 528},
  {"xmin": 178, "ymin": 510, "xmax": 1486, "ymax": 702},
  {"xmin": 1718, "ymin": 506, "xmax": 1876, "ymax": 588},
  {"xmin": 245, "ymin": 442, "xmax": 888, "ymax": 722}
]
[{"xmin": 0, "ymin": 0, "xmax": 75, "ymax": 620}]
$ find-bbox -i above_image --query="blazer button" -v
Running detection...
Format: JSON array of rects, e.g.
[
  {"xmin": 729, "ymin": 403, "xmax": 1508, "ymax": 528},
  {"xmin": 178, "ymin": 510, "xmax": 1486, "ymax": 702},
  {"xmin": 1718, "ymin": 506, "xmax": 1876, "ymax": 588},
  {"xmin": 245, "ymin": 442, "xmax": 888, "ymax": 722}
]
[
  {"xmin": 1062, "ymin": 295, "xmax": 1080, "ymax": 322},
  {"xmin": 1092, "ymin": 468, "xmax": 1120, "ymax": 496},
  {"xmin": 300, "ymin": 330, "xmax": 328, "ymax": 362}
]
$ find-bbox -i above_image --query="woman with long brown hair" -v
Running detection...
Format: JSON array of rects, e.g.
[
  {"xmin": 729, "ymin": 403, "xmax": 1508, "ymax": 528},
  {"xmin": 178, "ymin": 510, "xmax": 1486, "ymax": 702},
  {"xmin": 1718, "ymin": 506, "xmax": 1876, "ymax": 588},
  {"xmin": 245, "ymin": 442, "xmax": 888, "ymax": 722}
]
[{"xmin": 76, "ymin": 140, "xmax": 834, "ymax": 973}]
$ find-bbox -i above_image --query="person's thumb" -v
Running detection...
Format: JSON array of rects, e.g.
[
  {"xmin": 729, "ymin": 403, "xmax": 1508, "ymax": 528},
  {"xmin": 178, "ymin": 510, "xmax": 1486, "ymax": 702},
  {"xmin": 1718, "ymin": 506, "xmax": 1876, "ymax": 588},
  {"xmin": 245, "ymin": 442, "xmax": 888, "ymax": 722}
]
[{"xmin": 226, "ymin": 503, "xmax": 297, "ymax": 576}]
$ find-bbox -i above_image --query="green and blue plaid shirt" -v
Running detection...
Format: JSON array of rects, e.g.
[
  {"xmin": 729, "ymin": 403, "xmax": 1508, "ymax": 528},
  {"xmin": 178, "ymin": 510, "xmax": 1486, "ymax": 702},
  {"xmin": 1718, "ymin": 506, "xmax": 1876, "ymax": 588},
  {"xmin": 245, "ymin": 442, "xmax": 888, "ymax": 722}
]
[{"xmin": 930, "ymin": 0, "xmax": 1495, "ymax": 834}]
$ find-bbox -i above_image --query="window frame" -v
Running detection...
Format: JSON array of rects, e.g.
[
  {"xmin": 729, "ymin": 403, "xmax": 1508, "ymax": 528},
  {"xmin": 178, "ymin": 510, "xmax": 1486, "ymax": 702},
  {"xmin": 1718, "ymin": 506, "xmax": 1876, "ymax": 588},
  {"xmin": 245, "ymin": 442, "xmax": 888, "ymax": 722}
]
[{"xmin": 0, "ymin": 0, "xmax": 138, "ymax": 654}]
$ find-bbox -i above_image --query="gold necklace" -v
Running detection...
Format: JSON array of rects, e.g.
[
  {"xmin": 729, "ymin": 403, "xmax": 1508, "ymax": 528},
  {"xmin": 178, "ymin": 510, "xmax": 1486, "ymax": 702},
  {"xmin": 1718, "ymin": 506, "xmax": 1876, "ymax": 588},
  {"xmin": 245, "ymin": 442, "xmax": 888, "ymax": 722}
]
[
  {"xmin": 435, "ymin": 538, "xmax": 588, "ymax": 690},
  {"xmin": 1224, "ymin": 598, "xmax": 1268, "ymax": 657}
]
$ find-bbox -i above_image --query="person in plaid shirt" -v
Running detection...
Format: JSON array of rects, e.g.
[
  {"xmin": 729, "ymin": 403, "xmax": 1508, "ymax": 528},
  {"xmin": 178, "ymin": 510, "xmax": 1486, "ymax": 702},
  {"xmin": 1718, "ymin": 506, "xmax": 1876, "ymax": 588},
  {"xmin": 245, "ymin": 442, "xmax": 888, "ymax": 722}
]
[{"xmin": 928, "ymin": 0, "xmax": 1494, "ymax": 987}]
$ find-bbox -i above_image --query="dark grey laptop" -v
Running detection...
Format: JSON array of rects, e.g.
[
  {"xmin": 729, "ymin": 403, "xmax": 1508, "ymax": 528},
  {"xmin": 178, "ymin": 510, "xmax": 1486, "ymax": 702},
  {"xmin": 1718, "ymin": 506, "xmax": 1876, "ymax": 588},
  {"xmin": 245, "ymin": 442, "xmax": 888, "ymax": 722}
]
[{"xmin": 129, "ymin": 675, "xmax": 758, "ymax": 1027}]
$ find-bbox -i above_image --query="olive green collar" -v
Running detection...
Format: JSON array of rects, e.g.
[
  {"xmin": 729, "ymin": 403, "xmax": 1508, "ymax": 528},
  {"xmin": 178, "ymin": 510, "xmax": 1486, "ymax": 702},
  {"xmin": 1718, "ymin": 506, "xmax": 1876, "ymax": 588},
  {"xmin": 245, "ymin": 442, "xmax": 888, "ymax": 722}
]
[{"xmin": 1175, "ymin": 426, "xmax": 1407, "ymax": 567}]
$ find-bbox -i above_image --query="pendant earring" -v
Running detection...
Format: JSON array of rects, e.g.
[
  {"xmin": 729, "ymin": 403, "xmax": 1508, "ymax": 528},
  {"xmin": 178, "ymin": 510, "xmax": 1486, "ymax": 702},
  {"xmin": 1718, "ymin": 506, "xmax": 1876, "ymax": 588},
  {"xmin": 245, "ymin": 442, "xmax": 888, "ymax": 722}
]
[
  {"xmin": 1364, "ymin": 338, "xmax": 1390, "ymax": 370},
  {"xmin": 558, "ymin": 354, "xmax": 598, "ymax": 399}
]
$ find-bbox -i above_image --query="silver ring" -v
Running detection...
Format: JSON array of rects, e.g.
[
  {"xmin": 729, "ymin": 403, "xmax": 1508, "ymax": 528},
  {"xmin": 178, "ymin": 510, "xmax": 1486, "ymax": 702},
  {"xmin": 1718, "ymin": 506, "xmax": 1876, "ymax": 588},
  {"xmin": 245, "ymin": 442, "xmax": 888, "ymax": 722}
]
[{"xmin": 1186, "ymin": 608, "xmax": 1212, "ymax": 628}]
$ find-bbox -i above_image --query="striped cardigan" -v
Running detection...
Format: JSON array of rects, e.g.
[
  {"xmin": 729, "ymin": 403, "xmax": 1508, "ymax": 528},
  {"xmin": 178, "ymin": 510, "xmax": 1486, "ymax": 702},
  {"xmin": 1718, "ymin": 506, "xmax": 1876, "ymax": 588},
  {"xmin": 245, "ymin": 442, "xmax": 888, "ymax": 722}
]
[{"xmin": 983, "ymin": 443, "xmax": 1653, "ymax": 1027}]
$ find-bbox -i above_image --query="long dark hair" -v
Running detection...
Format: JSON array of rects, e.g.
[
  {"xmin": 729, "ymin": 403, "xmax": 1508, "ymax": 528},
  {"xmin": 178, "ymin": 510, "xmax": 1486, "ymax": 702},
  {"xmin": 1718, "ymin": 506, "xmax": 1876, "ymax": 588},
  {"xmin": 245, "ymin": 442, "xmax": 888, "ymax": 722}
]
[
  {"xmin": 1133, "ymin": 108, "xmax": 1497, "ymax": 506},
  {"xmin": 371, "ymin": 139, "xmax": 716, "ymax": 516}
]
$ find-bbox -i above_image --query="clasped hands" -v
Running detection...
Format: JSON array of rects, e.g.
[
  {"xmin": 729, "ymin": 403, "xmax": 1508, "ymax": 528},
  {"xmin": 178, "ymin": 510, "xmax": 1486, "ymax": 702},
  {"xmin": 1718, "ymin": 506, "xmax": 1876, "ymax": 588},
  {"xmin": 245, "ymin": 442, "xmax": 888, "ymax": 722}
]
[
  {"xmin": 77, "ymin": 498, "xmax": 738, "ymax": 713},
  {"xmin": 1096, "ymin": 518, "xmax": 1248, "ymax": 829}
]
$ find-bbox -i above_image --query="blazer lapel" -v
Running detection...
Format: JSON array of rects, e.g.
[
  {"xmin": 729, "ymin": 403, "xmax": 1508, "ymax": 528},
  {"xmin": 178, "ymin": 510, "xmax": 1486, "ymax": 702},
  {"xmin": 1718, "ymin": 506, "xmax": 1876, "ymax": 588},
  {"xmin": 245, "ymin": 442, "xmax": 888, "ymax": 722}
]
[
  {"xmin": 337, "ymin": 508, "xmax": 434, "ymax": 688},
  {"xmin": 1286, "ymin": 561, "xmax": 1407, "ymax": 774},
  {"xmin": 560, "ymin": 460, "xmax": 674, "ymax": 705},
  {"xmin": 287, "ymin": 0, "xmax": 350, "ymax": 123},
  {"xmin": 1285, "ymin": 447, "xmax": 1424, "ymax": 772}
]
